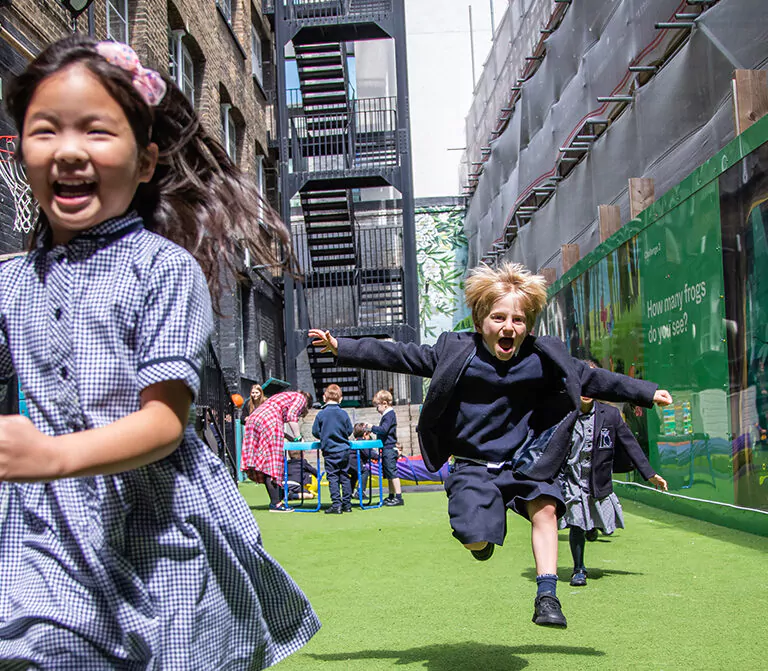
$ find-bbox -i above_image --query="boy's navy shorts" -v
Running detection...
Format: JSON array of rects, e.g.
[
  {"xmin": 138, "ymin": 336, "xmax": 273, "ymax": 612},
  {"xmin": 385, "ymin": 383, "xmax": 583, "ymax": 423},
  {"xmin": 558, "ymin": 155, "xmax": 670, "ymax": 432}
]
[
  {"xmin": 381, "ymin": 447, "xmax": 398, "ymax": 479},
  {"xmin": 445, "ymin": 460, "xmax": 565, "ymax": 546}
]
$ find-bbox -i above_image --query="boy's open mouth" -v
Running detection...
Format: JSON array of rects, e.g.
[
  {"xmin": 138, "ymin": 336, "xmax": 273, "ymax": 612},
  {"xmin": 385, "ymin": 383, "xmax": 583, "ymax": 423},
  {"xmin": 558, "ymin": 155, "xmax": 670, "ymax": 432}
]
[
  {"xmin": 53, "ymin": 180, "xmax": 97, "ymax": 200},
  {"xmin": 497, "ymin": 337, "xmax": 515, "ymax": 352}
]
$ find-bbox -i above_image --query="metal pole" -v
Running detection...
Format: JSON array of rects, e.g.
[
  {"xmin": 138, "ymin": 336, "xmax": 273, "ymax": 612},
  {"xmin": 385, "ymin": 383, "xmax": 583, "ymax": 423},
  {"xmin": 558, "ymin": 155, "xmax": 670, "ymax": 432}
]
[
  {"xmin": 489, "ymin": 0, "xmax": 495, "ymax": 37},
  {"xmin": 275, "ymin": 10, "xmax": 299, "ymax": 389},
  {"xmin": 469, "ymin": 5, "xmax": 476, "ymax": 89},
  {"xmin": 393, "ymin": 0, "xmax": 422, "ymax": 403}
]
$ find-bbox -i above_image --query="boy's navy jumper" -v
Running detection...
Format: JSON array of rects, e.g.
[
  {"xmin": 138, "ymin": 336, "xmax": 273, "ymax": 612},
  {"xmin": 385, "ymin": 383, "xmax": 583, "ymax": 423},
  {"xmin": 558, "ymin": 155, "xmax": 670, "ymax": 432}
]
[
  {"xmin": 370, "ymin": 409, "xmax": 398, "ymax": 480},
  {"xmin": 312, "ymin": 404, "xmax": 353, "ymax": 454},
  {"xmin": 312, "ymin": 403, "xmax": 354, "ymax": 508},
  {"xmin": 336, "ymin": 331, "xmax": 657, "ymax": 544}
]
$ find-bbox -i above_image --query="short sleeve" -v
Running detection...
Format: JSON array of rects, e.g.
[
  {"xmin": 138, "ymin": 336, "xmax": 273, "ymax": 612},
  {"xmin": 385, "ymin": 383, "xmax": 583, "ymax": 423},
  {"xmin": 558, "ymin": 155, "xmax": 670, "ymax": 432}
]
[
  {"xmin": 284, "ymin": 393, "xmax": 307, "ymax": 422},
  {"xmin": 136, "ymin": 249, "xmax": 213, "ymax": 399},
  {"xmin": 0, "ymin": 313, "xmax": 12, "ymax": 382}
]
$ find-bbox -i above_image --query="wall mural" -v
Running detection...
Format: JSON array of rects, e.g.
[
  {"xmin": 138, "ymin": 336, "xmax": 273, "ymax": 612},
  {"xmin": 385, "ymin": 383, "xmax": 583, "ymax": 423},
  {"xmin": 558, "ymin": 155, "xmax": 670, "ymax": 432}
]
[{"xmin": 415, "ymin": 204, "xmax": 468, "ymax": 344}]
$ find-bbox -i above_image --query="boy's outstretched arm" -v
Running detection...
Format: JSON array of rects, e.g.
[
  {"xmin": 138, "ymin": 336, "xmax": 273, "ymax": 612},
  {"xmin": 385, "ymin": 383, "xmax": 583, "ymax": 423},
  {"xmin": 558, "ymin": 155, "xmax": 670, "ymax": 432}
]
[
  {"xmin": 577, "ymin": 359, "xmax": 672, "ymax": 408},
  {"xmin": 309, "ymin": 329, "xmax": 441, "ymax": 378}
]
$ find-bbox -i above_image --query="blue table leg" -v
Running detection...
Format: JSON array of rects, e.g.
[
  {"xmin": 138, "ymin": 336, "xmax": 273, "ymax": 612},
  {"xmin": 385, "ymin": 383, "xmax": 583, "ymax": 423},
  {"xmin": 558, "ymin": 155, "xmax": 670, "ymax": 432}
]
[
  {"xmin": 360, "ymin": 449, "xmax": 384, "ymax": 510},
  {"xmin": 285, "ymin": 448, "xmax": 324, "ymax": 512}
]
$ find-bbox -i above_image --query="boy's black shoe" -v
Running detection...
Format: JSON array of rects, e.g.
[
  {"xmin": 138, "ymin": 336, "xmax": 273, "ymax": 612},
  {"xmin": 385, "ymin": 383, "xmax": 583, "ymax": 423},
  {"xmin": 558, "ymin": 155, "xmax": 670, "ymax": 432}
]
[
  {"xmin": 341, "ymin": 504, "xmax": 353, "ymax": 513},
  {"xmin": 532, "ymin": 594, "xmax": 567, "ymax": 628},
  {"xmin": 383, "ymin": 496, "xmax": 404, "ymax": 506},
  {"xmin": 585, "ymin": 528, "xmax": 599, "ymax": 542},
  {"xmin": 570, "ymin": 569, "xmax": 587, "ymax": 587},
  {"xmin": 324, "ymin": 506, "xmax": 342, "ymax": 514},
  {"xmin": 470, "ymin": 542, "xmax": 494, "ymax": 561}
]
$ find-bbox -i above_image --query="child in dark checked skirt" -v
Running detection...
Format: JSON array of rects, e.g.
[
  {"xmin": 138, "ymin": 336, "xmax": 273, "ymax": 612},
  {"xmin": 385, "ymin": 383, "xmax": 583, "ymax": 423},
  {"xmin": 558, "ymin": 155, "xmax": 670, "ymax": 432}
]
[
  {"xmin": 0, "ymin": 35, "xmax": 318, "ymax": 667},
  {"xmin": 560, "ymin": 360, "xmax": 668, "ymax": 587},
  {"xmin": 310, "ymin": 262, "xmax": 672, "ymax": 628}
]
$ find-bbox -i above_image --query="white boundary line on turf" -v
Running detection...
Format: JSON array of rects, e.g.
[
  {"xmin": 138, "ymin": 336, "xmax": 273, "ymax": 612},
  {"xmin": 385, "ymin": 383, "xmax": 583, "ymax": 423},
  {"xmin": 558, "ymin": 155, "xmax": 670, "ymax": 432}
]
[{"xmin": 613, "ymin": 479, "xmax": 768, "ymax": 516}]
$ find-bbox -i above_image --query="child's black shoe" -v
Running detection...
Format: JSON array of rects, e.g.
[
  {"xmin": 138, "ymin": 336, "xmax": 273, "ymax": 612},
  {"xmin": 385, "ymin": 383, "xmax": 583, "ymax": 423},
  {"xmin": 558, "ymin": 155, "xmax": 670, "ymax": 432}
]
[
  {"xmin": 532, "ymin": 594, "xmax": 567, "ymax": 628},
  {"xmin": 470, "ymin": 542, "xmax": 494, "ymax": 561},
  {"xmin": 570, "ymin": 569, "xmax": 587, "ymax": 587},
  {"xmin": 324, "ymin": 506, "xmax": 342, "ymax": 514},
  {"xmin": 383, "ymin": 496, "xmax": 404, "ymax": 506},
  {"xmin": 585, "ymin": 528, "xmax": 599, "ymax": 542},
  {"xmin": 341, "ymin": 504, "xmax": 353, "ymax": 513}
]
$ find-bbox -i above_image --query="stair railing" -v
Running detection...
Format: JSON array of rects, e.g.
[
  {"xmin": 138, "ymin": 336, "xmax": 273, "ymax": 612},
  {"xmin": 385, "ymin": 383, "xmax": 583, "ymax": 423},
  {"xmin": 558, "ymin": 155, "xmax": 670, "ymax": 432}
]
[{"xmin": 197, "ymin": 343, "xmax": 237, "ymax": 481}]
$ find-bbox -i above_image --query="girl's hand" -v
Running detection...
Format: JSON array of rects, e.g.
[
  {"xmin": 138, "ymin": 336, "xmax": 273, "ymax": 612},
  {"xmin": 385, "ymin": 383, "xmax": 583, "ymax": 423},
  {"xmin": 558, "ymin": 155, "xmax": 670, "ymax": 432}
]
[
  {"xmin": 648, "ymin": 474, "xmax": 668, "ymax": 491},
  {"xmin": 0, "ymin": 415, "xmax": 61, "ymax": 482},
  {"xmin": 653, "ymin": 389, "xmax": 672, "ymax": 406},
  {"xmin": 308, "ymin": 329, "xmax": 338, "ymax": 356}
]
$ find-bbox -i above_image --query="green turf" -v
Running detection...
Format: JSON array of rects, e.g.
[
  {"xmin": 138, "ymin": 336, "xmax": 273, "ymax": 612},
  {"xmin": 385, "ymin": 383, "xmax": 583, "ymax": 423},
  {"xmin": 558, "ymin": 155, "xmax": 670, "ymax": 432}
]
[{"xmin": 240, "ymin": 484, "xmax": 767, "ymax": 670}]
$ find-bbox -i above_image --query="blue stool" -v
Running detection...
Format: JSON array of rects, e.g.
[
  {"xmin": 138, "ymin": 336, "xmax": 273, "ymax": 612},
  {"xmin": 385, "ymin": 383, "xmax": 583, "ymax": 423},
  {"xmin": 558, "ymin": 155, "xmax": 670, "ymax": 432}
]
[
  {"xmin": 349, "ymin": 440, "xmax": 384, "ymax": 509},
  {"xmin": 283, "ymin": 441, "xmax": 324, "ymax": 512}
]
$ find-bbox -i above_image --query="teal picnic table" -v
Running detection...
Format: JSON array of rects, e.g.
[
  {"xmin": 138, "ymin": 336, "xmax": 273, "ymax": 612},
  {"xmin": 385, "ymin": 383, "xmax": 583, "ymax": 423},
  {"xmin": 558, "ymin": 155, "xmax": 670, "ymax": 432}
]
[{"xmin": 283, "ymin": 439, "xmax": 384, "ymax": 511}]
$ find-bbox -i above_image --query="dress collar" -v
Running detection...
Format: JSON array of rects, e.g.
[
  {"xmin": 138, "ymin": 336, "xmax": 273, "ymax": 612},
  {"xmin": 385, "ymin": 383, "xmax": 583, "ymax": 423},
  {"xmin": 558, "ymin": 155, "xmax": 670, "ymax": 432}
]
[{"xmin": 37, "ymin": 212, "xmax": 144, "ymax": 253}]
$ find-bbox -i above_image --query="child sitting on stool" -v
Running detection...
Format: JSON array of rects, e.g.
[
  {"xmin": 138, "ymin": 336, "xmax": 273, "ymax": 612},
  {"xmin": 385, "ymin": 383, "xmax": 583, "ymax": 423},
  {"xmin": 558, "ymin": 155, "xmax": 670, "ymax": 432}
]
[
  {"xmin": 312, "ymin": 384, "xmax": 354, "ymax": 514},
  {"xmin": 286, "ymin": 450, "xmax": 318, "ymax": 501},
  {"xmin": 560, "ymin": 359, "xmax": 668, "ymax": 587},
  {"xmin": 367, "ymin": 390, "xmax": 403, "ymax": 507}
]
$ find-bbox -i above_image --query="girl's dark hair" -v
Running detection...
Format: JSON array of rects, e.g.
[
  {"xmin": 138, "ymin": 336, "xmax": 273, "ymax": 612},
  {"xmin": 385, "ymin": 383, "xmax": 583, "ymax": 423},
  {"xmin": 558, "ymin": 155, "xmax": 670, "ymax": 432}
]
[
  {"xmin": 294, "ymin": 390, "xmax": 313, "ymax": 417},
  {"xmin": 6, "ymin": 34, "xmax": 291, "ymax": 306}
]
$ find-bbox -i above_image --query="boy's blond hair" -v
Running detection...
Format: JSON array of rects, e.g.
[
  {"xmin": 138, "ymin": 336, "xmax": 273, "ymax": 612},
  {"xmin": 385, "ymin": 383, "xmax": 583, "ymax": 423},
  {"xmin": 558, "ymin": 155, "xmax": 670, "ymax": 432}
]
[
  {"xmin": 464, "ymin": 262, "xmax": 548, "ymax": 330},
  {"xmin": 372, "ymin": 389, "xmax": 393, "ymax": 406},
  {"xmin": 324, "ymin": 384, "xmax": 343, "ymax": 402}
]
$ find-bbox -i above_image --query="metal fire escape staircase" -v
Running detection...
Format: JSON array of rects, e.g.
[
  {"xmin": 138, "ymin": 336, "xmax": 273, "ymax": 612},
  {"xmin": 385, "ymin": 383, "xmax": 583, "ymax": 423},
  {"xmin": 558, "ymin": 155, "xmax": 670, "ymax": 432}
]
[
  {"xmin": 294, "ymin": 42, "xmax": 366, "ymax": 403},
  {"xmin": 269, "ymin": 0, "xmax": 422, "ymax": 403}
]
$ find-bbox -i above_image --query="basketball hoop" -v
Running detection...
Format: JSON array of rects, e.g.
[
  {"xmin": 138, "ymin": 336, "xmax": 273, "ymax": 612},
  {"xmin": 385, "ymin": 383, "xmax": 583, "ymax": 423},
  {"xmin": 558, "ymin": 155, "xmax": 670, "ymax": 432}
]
[{"xmin": 0, "ymin": 136, "xmax": 38, "ymax": 234}]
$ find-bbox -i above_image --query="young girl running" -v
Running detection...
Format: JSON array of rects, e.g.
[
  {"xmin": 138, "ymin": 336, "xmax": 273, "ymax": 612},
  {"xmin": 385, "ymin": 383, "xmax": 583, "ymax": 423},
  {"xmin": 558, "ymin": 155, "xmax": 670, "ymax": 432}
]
[
  {"xmin": 560, "ymin": 360, "xmax": 668, "ymax": 587},
  {"xmin": 0, "ymin": 35, "xmax": 319, "ymax": 668}
]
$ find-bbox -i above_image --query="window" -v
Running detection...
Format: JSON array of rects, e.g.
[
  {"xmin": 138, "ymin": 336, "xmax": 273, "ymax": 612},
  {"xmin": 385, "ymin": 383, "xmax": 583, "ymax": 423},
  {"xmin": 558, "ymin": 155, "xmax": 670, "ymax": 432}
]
[
  {"xmin": 251, "ymin": 27, "xmax": 263, "ymax": 87},
  {"xmin": 217, "ymin": 0, "xmax": 233, "ymax": 24},
  {"xmin": 168, "ymin": 29, "xmax": 195, "ymax": 107},
  {"xmin": 255, "ymin": 154, "xmax": 265, "ymax": 224},
  {"xmin": 221, "ymin": 103, "xmax": 237, "ymax": 163},
  {"xmin": 106, "ymin": 0, "xmax": 129, "ymax": 43}
]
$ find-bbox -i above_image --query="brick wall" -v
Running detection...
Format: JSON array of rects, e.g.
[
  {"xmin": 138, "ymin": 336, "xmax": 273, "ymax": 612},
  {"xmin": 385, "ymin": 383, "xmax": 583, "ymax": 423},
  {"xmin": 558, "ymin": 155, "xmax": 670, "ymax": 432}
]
[{"xmin": 1, "ymin": 0, "xmax": 283, "ymax": 395}]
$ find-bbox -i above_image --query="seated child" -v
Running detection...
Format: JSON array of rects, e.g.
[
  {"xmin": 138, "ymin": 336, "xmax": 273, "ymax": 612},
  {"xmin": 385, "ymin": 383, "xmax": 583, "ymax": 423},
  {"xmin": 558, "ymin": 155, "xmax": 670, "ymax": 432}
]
[
  {"xmin": 367, "ymin": 390, "xmax": 404, "ymax": 507},
  {"xmin": 286, "ymin": 450, "xmax": 318, "ymax": 501},
  {"xmin": 309, "ymin": 262, "xmax": 672, "ymax": 628},
  {"xmin": 560, "ymin": 360, "xmax": 668, "ymax": 587},
  {"xmin": 312, "ymin": 384, "xmax": 354, "ymax": 514},
  {"xmin": 349, "ymin": 422, "xmax": 379, "ymax": 497}
]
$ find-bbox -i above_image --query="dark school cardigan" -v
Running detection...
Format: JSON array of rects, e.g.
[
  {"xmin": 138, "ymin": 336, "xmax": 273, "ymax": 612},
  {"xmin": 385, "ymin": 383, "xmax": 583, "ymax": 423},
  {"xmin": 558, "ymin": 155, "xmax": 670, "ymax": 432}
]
[
  {"xmin": 588, "ymin": 401, "xmax": 657, "ymax": 498},
  {"xmin": 336, "ymin": 332, "xmax": 658, "ymax": 481},
  {"xmin": 369, "ymin": 410, "xmax": 397, "ymax": 450}
]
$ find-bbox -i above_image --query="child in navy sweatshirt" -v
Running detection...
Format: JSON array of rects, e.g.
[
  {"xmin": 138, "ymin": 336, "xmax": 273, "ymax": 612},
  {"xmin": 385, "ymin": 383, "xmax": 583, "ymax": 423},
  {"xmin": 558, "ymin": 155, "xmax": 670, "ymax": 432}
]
[
  {"xmin": 312, "ymin": 384, "xmax": 354, "ymax": 513},
  {"xmin": 368, "ymin": 390, "xmax": 403, "ymax": 506}
]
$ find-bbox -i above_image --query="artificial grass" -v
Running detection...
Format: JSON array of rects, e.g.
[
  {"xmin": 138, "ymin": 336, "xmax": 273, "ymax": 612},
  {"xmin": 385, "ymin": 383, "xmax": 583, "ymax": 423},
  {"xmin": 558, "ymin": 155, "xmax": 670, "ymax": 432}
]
[{"xmin": 240, "ymin": 484, "xmax": 767, "ymax": 670}]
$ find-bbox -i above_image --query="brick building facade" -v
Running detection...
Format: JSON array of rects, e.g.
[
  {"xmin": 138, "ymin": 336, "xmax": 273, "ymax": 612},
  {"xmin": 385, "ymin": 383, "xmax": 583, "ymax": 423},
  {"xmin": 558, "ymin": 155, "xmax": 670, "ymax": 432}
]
[{"xmin": 0, "ymin": 0, "xmax": 287, "ymax": 396}]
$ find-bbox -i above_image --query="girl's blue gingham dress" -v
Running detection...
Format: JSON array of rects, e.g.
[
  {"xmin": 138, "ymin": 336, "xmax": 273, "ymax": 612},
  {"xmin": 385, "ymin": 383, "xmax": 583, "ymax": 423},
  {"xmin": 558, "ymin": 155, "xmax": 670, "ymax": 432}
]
[{"xmin": 0, "ymin": 214, "xmax": 320, "ymax": 669}]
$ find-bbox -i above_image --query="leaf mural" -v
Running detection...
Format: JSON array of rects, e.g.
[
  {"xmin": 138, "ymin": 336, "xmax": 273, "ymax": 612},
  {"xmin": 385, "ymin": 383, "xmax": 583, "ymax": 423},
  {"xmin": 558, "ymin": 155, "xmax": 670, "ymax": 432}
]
[{"xmin": 415, "ymin": 205, "xmax": 469, "ymax": 344}]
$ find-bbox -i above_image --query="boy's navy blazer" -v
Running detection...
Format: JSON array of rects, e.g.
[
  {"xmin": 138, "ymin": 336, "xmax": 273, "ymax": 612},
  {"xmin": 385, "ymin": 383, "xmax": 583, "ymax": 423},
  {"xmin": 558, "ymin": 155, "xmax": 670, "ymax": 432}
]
[
  {"xmin": 589, "ymin": 401, "xmax": 656, "ymax": 498},
  {"xmin": 336, "ymin": 331, "xmax": 658, "ymax": 480}
]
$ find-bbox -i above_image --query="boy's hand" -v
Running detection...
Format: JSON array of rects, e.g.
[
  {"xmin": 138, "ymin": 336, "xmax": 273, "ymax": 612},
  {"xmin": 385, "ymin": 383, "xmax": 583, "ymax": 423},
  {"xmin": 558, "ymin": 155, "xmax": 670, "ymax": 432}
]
[
  {"xmin": 653, "ymin": 389, "xmax": 672, "ymax": 406},
  {"xmin": 648, "ymin": 474, "xmax": 668, "ymax": 491},
  {"xmin": 308, "ymin": 329, "xmax": 338, "ymax": 356}
]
